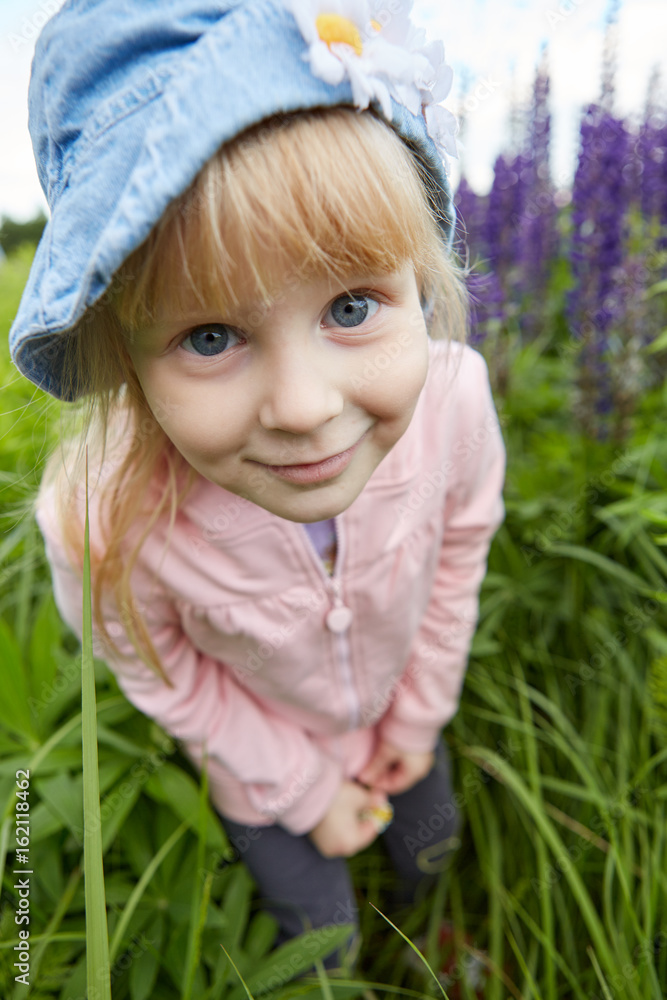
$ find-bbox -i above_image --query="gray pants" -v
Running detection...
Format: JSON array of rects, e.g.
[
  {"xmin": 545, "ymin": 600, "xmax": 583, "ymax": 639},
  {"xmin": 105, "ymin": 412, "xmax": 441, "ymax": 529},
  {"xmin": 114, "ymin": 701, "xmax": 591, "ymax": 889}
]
[{"xmin": 219, "ymin": 740, "xmax": 460, "ymax": 970}]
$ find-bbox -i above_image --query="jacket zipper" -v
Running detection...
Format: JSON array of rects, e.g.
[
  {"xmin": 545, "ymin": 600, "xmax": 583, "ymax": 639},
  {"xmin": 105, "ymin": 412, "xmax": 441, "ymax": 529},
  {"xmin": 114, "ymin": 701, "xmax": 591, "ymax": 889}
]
[
  {"xmin": 300, "ymin": 517, "xmax": 360, "ymax": 730},
  {"xmin": 331, "ymin": 517, "xmax": 360, "ymax": 729}
]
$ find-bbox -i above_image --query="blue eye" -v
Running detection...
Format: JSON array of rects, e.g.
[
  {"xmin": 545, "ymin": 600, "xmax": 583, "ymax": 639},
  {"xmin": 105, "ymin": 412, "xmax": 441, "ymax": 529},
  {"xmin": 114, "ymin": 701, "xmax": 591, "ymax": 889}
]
[
  {"xmin": 181, "ymin": 324, "xmax": 240, "ymax": 357},
  {"xmin": 328, "ymin": 295, "xmax": 379, "ymax": 328}
]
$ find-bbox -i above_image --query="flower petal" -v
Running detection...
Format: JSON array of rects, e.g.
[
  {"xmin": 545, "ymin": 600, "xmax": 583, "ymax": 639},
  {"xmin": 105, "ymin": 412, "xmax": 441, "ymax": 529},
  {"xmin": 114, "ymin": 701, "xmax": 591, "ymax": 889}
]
[
  {"xmin": 284, "ymin": 0, "xmax": 319, "ymax": 44},
  {"xmin": 425, "ymin": 103, "xmax": 459, "ymax": 160},
  {"xmin": 310, "ymin": 40, "xmax": 347, "ymax": 84}
]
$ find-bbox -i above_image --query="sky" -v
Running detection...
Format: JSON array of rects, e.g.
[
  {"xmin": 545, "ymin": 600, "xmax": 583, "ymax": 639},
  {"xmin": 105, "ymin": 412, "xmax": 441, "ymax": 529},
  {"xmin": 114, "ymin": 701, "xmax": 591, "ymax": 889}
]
[{"xmin": 0, "ymin": 0, "xmax": 665, "ymax": 221}]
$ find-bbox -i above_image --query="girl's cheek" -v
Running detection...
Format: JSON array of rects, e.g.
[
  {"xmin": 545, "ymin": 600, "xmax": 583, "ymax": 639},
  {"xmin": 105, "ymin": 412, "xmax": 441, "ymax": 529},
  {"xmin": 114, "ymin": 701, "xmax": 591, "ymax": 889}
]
[{"xmin": 350, "ymin": 330, "xmax": 428, "ymax": 410}]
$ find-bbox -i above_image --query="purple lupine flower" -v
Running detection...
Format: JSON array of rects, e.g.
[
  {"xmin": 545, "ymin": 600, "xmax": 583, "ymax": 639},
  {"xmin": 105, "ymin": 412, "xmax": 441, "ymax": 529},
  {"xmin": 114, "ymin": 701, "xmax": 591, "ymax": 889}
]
[
  {"xmin": 658, "ymin": 122, "xmax": 667, "ymax": 248},
  {"xmin": 485, "ymin": 153, "xmax": 526, "ymax": 277},
  {"xmin": 568, "ymin": 96, "xmax": 638, "ymax": 437},
  {"xmin": 636, "ymin": 114, "xmax": 666, "ymax": 223},
  {"xmin": 513, "ymin": 58, "xmax": 557, "ymax": 325},
  {"xmin": 592, "ymin": 112, "xmax": 631, "ymax": 333}
]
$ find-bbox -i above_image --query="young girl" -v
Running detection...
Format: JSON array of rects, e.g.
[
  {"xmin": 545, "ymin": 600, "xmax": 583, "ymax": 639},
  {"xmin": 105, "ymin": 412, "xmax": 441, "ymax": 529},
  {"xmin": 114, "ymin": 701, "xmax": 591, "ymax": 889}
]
[{"xmin": 11, "ymin": 0, "xmax": 505, "ymax": 976}]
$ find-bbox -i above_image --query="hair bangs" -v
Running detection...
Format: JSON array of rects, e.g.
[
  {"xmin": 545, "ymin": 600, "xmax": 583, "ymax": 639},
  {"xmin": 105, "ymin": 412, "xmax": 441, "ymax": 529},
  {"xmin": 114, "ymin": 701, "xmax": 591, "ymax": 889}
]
[{"xmin": 112, "ymin": 108, "xmax": 445, "ymax": 333}]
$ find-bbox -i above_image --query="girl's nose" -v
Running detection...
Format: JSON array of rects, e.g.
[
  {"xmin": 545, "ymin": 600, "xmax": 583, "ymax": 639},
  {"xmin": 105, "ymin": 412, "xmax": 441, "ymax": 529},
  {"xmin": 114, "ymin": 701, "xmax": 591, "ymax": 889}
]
[{"xmin": 258, "ymin": 352, "xmax": 345, "ymax": 434}]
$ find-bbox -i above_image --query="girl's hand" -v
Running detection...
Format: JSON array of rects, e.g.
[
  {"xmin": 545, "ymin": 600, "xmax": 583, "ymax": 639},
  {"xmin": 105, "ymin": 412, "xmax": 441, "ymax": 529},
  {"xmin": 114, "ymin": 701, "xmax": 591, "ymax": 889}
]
[
  {"xmin": 309, "ymin": 781, "xmax": 390, "ymax": 858},
  {"xmin": 357, "ymin": 740, "xmax": 435, "ymax": 795}
]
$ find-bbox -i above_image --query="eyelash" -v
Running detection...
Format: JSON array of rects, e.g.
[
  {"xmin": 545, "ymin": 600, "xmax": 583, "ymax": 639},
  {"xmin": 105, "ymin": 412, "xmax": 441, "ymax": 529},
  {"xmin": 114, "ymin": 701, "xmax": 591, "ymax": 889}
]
[
  {"xmin": 179, "ymin": 291, "xmax": 382, "ymax": 358},
  {"xmin": 180, "ymin": 324, "xmax": 244, "ymax": 358}
]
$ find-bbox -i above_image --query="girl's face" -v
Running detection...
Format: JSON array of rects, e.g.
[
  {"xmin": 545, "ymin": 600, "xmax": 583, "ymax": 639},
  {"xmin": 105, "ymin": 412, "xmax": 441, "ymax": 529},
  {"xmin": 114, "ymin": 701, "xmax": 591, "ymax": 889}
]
[{"xmin": 126, "ymin": 263, "xmax": 429, "ymax": 522}]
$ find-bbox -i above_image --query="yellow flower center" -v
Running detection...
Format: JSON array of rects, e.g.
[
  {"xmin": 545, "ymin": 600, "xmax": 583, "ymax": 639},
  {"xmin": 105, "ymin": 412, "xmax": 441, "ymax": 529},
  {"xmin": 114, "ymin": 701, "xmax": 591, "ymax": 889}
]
[{"xmin": 316, "ymin": 13, "xmax": 363, "ymax": 55}]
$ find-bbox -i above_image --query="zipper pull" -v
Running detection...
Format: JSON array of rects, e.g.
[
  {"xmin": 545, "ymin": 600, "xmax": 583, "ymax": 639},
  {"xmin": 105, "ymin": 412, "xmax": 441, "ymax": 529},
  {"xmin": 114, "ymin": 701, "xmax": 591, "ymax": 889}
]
[{"xmin": 325, "ymin": 579, "xmax": 352, "ymax": 633}]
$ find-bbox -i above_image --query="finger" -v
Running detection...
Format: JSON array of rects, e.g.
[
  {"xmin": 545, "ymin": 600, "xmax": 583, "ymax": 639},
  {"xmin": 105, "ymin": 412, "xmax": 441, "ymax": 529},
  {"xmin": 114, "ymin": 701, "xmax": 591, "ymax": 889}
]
[
  {"xmin": 368, "ymin": 788, "xmax": 390, "ymax": 808},
  {"xmin": 357, "ymin": 756, "xmax": 384, "ymax": 784},
  {"xmin": 356, "ymin": 766, "xmax": 375, "ymax": 786}
]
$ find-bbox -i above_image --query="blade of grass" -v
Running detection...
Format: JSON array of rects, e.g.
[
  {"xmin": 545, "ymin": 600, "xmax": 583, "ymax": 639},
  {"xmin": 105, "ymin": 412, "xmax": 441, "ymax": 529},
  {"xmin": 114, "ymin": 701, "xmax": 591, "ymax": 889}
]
[
  {"xmin": 14, "ymin": 517, "xmax": 36, "ymax": 661},
  {"xmin": 504, "ymin": 925, "xmax": 541, "ymax": 1000},
  {"xmin": 368, "ymin": 902, "xmax": 450, "ymax": 999},
  {"xmin": 81, "ymin": 453, "xmax": 112, "ymax": 1000},
  {"xmin": 496, "ymin": 885, "xmax": 589, "ymax": 1000},
  {"xmin": 313, "ymin": 958, "xmax": 335, "ymax": 1000},
  {"xmin": 183, "ymin": 749, "xmax": 211, "ymax": 1000},
  {"xmin": 587, "ymin": 946, "xmax": 614, "ymax": 1000},
  {"xmin": 461, "ymin": 746, "xmax": 618, "ymax": 979},
  {"xmin": 108, "ymin": 818, "xmax": 189, "ymax": 963},
  {"xmin": 546, "ymin": 542, "xmax": 664, "ymax": 598},
  {"xmin": 510, "ymin": 655, "xmax": 555, "ymax": 1000},
  {"xmin": 221, "ymin": 944, "xmax": 255, "ymax": 1000}
]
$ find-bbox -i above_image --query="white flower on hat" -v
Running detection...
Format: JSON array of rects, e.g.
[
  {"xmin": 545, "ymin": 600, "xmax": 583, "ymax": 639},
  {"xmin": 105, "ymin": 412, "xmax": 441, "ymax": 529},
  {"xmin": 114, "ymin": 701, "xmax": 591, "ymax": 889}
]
[{"xmin": 285, "ymin": 0, "xmax": 458, "ymax": 166}]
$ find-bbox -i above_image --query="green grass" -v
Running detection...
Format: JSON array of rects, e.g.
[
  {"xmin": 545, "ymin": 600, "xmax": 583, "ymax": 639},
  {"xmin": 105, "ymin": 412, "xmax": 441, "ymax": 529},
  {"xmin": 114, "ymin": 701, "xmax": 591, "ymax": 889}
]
[{"xmin": 0, "ymin": 245, "xmax": 665, "ymax": 998}]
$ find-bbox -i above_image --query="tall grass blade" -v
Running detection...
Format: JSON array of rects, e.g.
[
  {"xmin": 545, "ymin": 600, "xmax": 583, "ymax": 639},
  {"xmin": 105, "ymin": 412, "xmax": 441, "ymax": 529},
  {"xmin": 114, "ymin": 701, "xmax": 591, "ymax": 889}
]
[
  {"xmin": 108, "ymin": 819, "xmax": 189, "ymax": 963},
  {"xmin": 81, "ymin": 453, "xmax": 112, "ymax": 1000},
  {"xmin": 183, "ymin": 751, "xmax": 211, "ymax": 1000},
  {"xmin": 221, "ymin": 944, "xmax": 255, "ymax": 1000},
  {"xmin": 313, "ymin": 959, "xmax": 335, "ymax": 1000},
  {"xmin": 14, "ymin": 517, "xmax": 35, "ymax": 661},
  {"xmin": 368, "ymin": 902, "xmax": 450, "ymax": 999},
  {"xmin": 587, "ymin": 946, "xmax": 614, "ymax": 1000}
]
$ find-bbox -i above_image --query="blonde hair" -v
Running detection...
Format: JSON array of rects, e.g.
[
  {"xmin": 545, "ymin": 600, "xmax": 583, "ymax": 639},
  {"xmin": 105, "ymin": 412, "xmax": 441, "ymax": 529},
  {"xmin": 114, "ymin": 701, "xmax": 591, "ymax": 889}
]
[{"xmin": 45, "ymin": 107, "xmax": 468, "ymax": 679}]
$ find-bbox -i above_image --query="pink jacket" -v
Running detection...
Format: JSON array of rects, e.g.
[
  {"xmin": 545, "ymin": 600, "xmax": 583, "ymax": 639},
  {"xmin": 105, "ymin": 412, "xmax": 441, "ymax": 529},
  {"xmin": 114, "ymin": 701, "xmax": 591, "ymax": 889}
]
[{"xmin": 36, "ymin": 340, "xmax": 506, "ymax": 835}]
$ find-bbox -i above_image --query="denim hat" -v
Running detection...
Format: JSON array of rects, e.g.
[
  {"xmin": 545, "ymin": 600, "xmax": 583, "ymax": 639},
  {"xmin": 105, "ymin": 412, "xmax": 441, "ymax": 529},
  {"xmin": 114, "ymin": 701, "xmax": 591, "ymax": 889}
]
[{"xmin": 9, "ymin": 0, "xmax": 457, "ymax": 401}]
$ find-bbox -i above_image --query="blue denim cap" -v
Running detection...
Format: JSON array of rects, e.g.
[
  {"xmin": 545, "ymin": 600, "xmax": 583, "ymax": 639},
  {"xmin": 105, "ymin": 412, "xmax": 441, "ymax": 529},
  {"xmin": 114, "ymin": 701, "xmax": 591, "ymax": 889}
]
[{"xmin": 9, "ymin": 0, "xmax": 456, "ymax": 401}]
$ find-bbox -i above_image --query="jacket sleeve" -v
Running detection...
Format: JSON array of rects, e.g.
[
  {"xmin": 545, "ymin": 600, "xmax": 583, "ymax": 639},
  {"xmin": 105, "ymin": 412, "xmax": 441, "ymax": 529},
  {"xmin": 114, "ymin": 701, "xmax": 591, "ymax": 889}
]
[
  {"xmin": 377, "ymin": 347, "xmax": 506, "ymax": 754},
  {"xmin": 34, "ymin": 496, "xmax": 343, "ymax": 836}
]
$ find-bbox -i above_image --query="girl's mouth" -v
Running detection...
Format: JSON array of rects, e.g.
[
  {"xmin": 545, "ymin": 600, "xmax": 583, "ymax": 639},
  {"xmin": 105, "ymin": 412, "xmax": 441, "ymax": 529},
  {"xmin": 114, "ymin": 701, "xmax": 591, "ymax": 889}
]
[{"xmin": 253, "ymin": 433, "xmax": 367, "ymax": 485}]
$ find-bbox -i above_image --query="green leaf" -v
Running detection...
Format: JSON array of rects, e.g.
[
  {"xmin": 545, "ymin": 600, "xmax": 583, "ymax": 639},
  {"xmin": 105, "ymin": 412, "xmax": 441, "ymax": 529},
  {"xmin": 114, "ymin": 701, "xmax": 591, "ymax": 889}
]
[
  {"xmin": 0, "ymin": 618, "xmax": 35, "ymax": 740},
  {"xmin": 229, "ymin": 924, "xmax": 357, "ymax": 1000},
  {"xmin": 129, "ymin": 919, "xmax": 163, "ymax": 1000},
  {"xmin": 647, "ymin": 279, "xmax": 667, "ymax": 298},
  {"xmin": 109, "ymin": 820, "xmax": 189, "ymax": 964},
  {"xmin": 100, "ymin": 777, "xmax": 142, "ymax": 855},
  {"xmin": 144, "ymin": 763, "xmax": 226, "ymax": 850},
  {"xmin": 546, "ymin": 542, "xmax": 664, "ymax": 597},
  {"xmin": 28, "ymin": 593, "xmax": 66, "ymax": 706},
  {"xmin": 33, "ymin": 772, "xmax": 83, "ymax": 842},
  {"xmin": 645, "ymin": 327, "xmax": 667, "ymax": 353}
]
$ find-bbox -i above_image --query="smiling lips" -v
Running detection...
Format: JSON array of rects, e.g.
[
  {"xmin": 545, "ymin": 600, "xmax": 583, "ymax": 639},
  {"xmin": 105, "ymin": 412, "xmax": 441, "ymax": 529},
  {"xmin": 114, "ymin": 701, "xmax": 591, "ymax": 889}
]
[{"xmin": 253, "ymin": 433, "xmax": 367, "ymax": 485}]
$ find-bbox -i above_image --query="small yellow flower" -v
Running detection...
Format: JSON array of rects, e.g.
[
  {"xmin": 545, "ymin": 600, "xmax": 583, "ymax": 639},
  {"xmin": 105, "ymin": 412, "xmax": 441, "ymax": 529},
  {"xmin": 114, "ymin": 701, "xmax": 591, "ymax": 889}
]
[{"xmin": 315, "ymin": 13, "xmax": 363, "ymax": 55}]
